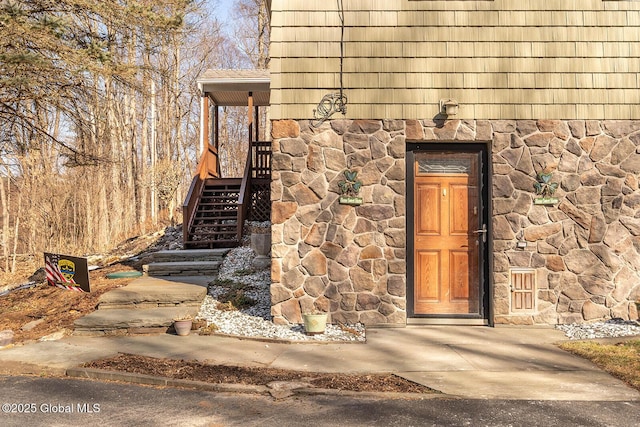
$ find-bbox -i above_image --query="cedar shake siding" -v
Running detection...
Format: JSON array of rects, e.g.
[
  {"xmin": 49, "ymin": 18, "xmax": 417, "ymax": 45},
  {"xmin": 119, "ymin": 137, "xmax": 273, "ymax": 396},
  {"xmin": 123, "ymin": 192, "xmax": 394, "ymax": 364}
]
[{"xmin": 267, "ymin": 1, "xmax": 640, "ymax": 326}]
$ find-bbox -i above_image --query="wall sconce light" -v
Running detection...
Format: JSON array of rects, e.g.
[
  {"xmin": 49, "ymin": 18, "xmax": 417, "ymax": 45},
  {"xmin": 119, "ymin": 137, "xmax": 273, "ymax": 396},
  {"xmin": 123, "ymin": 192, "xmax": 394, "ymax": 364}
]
[{"xmin": 440, "ymin": 99, "xmax": 459, "ymax": 116}]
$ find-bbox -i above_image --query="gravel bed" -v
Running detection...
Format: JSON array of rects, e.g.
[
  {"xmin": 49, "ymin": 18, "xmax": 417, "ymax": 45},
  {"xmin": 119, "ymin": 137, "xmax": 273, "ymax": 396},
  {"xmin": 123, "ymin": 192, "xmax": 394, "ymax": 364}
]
[
  {"xmin": 556, "ymin": 319, "xmax": 640, "ymax": 340},
  {"xmin": 196, "ymin": 246, "xmax": 365, "ymax": 342}
]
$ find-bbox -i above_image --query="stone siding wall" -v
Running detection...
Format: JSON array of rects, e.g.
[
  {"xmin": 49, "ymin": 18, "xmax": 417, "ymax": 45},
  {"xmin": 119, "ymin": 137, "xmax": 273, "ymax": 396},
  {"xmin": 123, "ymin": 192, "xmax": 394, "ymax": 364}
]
[
  {"xmin": 270, "ymin": 119, "xmax": 407, "ymax": 325},
  {"xmin": 271, "ymin": 118, "xmax": 640, "ymax": 326}
]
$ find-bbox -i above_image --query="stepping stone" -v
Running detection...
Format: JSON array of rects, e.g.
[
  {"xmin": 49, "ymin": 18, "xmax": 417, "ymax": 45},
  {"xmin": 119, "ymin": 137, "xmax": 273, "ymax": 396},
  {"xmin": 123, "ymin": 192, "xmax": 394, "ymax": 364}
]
[
  {"xmin": 98, "ymin": 277, "xmax": 208, "ymax": 309},
  {"xmin": 144, "ymin": 261, "xmax": 222, "ymax": 276},
  {"xmin": 74, "ymin": 307, "xmax": 199, "ymax": 335},
  {"xmin": 150, "ymin": 249, "xmax": 230, "ymax": 263}
]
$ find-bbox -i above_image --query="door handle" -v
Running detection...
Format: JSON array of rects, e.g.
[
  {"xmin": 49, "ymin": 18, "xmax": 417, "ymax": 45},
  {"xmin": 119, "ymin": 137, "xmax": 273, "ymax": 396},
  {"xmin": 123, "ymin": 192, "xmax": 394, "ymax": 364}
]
[{"xmin": 473, "ymin": 224, "xmax": 487, "ymax": 243}]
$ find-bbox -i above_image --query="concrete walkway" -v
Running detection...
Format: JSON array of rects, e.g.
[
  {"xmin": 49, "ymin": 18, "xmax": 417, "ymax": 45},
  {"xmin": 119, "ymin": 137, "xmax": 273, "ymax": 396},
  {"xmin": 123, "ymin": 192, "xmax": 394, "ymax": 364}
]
[{"xmin": 1, "ymin": 325, "xmax": 638, "ymax": 401}]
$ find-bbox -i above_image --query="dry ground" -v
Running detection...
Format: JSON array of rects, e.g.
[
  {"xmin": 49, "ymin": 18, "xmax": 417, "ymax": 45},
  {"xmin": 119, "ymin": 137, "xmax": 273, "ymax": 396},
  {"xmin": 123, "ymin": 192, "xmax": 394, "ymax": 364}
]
[
  {"xmin": 0, "ymin": 262, "xmax": 140, "ymax": 343},
  {"xmin": 84, "ymin": 353, "xmax": 437, "ymax": 394},
  {"xmin": 0, "ymin": 228, "xmax": 171, "ymax": 343}
]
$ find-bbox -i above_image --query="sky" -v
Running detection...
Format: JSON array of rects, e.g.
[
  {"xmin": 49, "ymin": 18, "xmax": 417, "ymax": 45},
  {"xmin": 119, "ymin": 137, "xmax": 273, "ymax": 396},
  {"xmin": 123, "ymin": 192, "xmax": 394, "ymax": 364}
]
[{"xmin": 213, "ymin": 0, "xmax": 235, "ymax": 24}]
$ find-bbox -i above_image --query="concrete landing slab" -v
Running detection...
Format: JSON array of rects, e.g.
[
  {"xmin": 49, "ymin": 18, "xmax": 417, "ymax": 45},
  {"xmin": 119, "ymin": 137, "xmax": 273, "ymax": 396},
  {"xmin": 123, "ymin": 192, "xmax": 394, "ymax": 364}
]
[
  {"xmin": 398, "ymin": 370, "xmax": 640, "ymax": 401},
  {"xmin": 0, "ymin": 340, "xmax": 119, "ymax": 375},
  {"xmin": 445, "ymin": 343, "xmax": 598, "ymax": 371},
  {"xmin": 270, "ymin": 343, "xmax": 475, "ymax": 373},
  {"xmin": 95, "ymin": 334, "xmax": 287, "ymax": 366}
]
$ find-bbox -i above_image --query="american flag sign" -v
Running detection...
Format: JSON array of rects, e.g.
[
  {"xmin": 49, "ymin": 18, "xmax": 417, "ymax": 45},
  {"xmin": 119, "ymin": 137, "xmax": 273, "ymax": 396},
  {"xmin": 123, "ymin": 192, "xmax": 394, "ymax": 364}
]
[{"xmin": 44, "ymin": 252, "xmax": 90, "ymax": 292}]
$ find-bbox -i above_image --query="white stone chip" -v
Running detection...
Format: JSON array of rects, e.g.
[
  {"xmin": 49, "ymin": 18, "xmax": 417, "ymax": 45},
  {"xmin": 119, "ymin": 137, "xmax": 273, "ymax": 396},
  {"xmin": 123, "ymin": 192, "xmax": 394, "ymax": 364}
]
[{"xmin": 197, "ymin": 247, "xmax": 365, "ymax": 343}]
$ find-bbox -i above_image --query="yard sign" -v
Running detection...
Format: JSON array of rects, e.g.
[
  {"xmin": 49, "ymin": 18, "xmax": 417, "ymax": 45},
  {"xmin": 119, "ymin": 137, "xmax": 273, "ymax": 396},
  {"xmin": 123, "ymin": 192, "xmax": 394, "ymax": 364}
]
[{"xmin": 44, "ymin": 252, "xmax": 90, "ymax": 292}]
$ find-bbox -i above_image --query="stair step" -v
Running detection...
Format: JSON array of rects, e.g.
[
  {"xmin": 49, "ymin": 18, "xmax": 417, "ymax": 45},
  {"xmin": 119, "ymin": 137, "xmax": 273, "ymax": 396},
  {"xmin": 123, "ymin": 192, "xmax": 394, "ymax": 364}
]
[
  {"xmin": 143, "ymin": 261, "xmax": 222, "ymax": 276},
  {"xmin": 97, "ymin": 276, "xmax": 209, "ymax": 309},
  {"xmin": 191, "ymin": 224, "xmax": 237, "ymax": 228},
  {"xmin": 195, "ymin": 206, "xmax": 238, "ymax": 211},
  {"xmin": 191, "ymin": 226, "xmax": 237, "ymax": 230},
  {"xmin": 197, "ymin": 202, "xmax": 238, "ymax": 207},
  {"xmin": 203, "ymin": 187, "xmax": 240, "ymax": 192},
  {"xmin": 193, "ymin": 213, "xmax": 237, "ymax": 218},
  {"xmin": 196, "ymin": 208, "xmax": 238, "ymax": 213},
  {"xmin": 192, "ymin": 223, "xmax": 237, "ymax": 228},
  {"xmin": 201, "ymin": 195, "xmax": 240, "ymax": 200},
  {"xmin": 187, "ymin": 232, "xmax": 237, "ymax": 238},
  {"xmin": 185, "ymin": 176, "xmax": 245, "ymax": 250},
  {"xmin": 185, "ymin": 239, "xmax": 239, "ymax": 248},
  {"xmin": 191, "ymin": 219, "xmax": 237, "ymax": 223},
  {"xmin": 198, "ymin": 205, "xmax": 237, "ymax": 209},
  {"xmin": 73, "ymin": 307, "xmax": 200, "ymax": 336},
  {"xmin": 151, "ymin": 249, "xmax": 229, "ymax": 263}
]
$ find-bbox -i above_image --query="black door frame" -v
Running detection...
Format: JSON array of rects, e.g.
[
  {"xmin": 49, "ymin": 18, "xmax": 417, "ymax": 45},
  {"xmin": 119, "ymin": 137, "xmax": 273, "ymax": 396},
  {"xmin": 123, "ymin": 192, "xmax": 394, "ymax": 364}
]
[{"xmin": 406, "ymin": 142, "xmax": 492, "ymax": 322}]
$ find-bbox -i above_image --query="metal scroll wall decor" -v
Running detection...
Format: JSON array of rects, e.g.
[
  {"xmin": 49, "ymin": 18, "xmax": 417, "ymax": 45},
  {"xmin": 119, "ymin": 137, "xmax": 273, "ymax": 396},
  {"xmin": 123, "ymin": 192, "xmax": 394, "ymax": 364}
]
[{"xmin": 312, "ymin": 0, "xmax": 347, "ymax": 127}]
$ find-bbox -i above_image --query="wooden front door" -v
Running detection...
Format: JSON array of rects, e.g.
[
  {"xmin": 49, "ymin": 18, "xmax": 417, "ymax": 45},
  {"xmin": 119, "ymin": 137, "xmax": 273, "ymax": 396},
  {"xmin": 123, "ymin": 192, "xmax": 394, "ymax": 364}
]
[{"xmin": 412, "ymin": 151, "xmax": 484, "ymax": 315}]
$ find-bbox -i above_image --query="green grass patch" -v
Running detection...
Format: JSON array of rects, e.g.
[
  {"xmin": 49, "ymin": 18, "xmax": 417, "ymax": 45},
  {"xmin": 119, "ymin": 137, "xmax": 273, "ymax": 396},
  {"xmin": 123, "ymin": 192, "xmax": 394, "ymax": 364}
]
[
  {"xmin": 209, "ymin": 279, "xmax": 256, "ymax": 311},
  {"xmin": 211, "ymin": 278, "xmax": 235, "ymax": 287},
  {"xmin": 233, "ymin": 268, "xmax": 255, "ymax": 277},
  {"xmin": 559, "ymin": 339, "xmax": 640, "ymax": 391}
]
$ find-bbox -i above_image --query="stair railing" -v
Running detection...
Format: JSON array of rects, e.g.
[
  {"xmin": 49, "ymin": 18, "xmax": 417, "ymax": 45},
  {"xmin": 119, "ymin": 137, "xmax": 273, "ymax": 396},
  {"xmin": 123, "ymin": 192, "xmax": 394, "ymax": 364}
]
[
  {"xmin": 236, "ymin": 140, "xmax": 271, "ymax": 242},
  {"xmin": 183, "ymin": 143, "xmax": 219, "ymax": 246},
  {"xmin": 184, "ymin": 140, "xmax": 270, "ymax": 247},
  {"xmin": 196, "ymin": 143, "xmax": 220, "ymax": 180},
  {"xmin": 251, "ymin": 141, "xmax": 271, "ymax": 179},
  {"xmin": 236, "ymin": 148, "xmax": 253, "ymax": 243}
]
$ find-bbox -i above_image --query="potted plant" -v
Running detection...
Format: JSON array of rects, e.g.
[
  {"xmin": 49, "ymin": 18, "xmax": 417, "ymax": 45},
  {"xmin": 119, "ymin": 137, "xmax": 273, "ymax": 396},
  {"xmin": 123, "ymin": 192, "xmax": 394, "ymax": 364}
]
[
  {"xmin": 302, "ymin": 311, "xmax": 328, "ymax": 336},
  {"xmin": 249, "ymin": 222, "xmax": 271, "ymax": 269},
  {"xmin": 173, "ymin": 315, "xmax": 193, "ymax": 336}
]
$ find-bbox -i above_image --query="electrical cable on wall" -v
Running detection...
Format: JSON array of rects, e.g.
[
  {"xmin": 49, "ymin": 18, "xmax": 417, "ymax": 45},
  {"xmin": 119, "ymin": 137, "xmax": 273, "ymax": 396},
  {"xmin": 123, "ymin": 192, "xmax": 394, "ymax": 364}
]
[{"xmin": 312, "ymin": 0, "xmax": 347, "ymax": 127}]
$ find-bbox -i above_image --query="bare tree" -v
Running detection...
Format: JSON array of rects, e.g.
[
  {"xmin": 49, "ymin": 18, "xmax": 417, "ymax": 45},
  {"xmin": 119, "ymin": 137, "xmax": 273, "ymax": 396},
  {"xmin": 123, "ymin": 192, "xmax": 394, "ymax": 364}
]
[{"xmin": 0, "ymin": 0, "xmax": 264, "ymax": 275}]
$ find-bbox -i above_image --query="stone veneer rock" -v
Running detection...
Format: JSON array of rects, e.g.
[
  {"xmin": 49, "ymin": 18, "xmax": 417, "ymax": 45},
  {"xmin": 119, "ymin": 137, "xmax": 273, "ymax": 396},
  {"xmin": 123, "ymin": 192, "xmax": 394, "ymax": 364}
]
[{"xmin": 270, "ymin": 118, "xmax": 640, "ymax": 326}]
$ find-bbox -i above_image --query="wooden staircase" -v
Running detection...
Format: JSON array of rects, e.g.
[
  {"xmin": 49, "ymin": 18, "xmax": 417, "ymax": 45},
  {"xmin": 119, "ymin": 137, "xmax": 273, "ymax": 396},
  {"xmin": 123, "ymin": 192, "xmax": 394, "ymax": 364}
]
[
  {"xmin": 183, "ymin": 141, "xmax": 271, "ymax": 249},
  {"xmin": 185, "ymin": 179, "xmax": 242, "ymax": 249}
]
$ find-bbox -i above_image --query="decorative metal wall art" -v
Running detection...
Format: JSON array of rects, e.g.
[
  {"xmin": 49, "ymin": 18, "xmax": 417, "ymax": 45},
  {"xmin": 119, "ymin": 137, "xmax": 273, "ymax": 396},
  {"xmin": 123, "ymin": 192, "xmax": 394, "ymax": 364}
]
[
  {"xmin": 338, "ymin": 169, "xmax": 363, "ymax": 205},
  {"xmin": 533, "ymin": 170, "xmax": 559, "ymax": 205}
]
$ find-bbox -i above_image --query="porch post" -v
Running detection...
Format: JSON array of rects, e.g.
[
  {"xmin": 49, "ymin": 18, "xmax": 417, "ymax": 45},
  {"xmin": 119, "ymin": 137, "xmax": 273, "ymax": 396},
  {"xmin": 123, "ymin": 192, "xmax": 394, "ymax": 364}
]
[
  {"xmin": 200, "ymin": 94, "xmax": 210, "ymax": 157},
  {"xmin": 248, "ymin": 91, "xmax": 254, "ymax": 142},
  {"xmin": 214, "ymin": 105, "xmax": 220, "ymax": 176},
  {"xmin": 255, "ymin": 105, "xmax": 260, "ymax": 141}
]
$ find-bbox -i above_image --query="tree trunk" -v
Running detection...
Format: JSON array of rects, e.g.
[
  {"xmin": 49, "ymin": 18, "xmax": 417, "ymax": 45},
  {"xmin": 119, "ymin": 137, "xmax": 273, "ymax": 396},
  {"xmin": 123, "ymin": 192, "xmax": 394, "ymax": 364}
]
[{"xmin": 0, "ymin": 166, "xmax": 9, "ymax": 273}]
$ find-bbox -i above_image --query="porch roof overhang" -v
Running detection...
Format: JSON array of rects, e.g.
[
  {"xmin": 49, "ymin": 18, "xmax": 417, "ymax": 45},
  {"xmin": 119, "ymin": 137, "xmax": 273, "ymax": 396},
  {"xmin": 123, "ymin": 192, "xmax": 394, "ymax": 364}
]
[{"xmin": 197, "ymin": 69, "xmax": 270, "ymax": 107}]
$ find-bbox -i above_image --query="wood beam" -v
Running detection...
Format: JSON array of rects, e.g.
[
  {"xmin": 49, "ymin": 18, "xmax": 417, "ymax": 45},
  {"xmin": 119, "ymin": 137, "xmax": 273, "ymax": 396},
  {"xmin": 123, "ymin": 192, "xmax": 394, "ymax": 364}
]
[
  {"xmin": 200, "ymin": 95, "xmax": 209, "ymax": 156},
  {"xmin": 248, "ymin": 91, "xmax": 254, "ymax": 142}
]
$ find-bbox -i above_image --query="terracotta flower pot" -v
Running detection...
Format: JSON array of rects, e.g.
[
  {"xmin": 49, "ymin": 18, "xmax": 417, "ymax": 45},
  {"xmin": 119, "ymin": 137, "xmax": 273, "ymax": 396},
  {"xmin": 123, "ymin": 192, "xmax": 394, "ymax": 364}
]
[{"xmin": 173, "ymin": 319, "xmax": 192, "ymax": 336}]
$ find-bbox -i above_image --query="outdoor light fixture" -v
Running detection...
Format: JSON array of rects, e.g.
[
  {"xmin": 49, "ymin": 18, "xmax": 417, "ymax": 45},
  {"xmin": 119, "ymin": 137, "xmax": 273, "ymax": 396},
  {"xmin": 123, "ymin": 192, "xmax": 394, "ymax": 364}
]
[{"xmin": 440, "ymin": 98, "xmax": 459, "ymax": 116}]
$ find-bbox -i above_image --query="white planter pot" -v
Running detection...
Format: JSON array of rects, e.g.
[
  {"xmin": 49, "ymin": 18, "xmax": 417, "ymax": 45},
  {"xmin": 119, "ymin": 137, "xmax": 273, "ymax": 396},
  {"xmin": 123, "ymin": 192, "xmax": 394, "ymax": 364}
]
[{"xmin": 303, "ymin": 313, "xmax": 327, "ymax": 335}]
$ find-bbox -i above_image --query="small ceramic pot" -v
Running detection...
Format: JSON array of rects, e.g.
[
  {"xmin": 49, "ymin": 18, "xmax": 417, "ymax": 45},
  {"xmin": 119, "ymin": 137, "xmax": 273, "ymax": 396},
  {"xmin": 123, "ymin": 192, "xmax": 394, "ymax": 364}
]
[{"xmin": 173, "ymin": 319, "xmax": 193, "ymax": 336}]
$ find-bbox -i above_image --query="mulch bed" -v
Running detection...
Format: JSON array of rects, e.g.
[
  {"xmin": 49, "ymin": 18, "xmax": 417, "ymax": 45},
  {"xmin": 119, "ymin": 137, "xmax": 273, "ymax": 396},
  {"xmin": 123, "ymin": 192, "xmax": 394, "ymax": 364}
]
[{"xmin": 84, "ymin": 353, "xmax": 438, "ymax": 394}]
